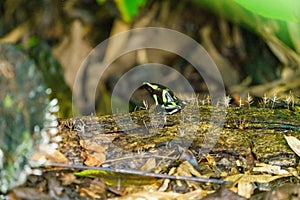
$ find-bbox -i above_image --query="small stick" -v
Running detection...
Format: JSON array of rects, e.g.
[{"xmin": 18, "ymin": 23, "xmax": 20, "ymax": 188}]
[{"xmin": 42, "ymin": 162, "xmax": 231, "ymax": 185}]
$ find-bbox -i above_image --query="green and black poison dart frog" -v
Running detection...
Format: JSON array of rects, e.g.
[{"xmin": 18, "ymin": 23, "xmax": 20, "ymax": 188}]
[{"xmin": 142, "ymin": 82, "xmax": 186, "ymax": 114}]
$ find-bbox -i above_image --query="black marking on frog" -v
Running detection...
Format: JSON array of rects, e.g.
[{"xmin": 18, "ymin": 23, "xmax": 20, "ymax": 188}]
[{"xmin": 142, "ymin": 82, "xmax": 186, "ymax": 114}]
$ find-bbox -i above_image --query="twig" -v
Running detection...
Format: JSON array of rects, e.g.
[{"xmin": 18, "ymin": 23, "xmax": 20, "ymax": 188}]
[{"xmin": 43, "ymin": 162, "xmax": 231, "ymax": 184}]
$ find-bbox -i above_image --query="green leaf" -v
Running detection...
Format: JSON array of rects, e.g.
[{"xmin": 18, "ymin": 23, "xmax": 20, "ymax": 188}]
[
  {"xmin": 115, "ymin": 0, "xmax": 146, "ymax": 23},
  {"xmin": 4, "ymin": 94, "xmax": 12, "ymax": 108},
  {"xmin": 96, "ymin": 0, "xmax": 106, "ymax": 4},
  {"xmin": 234, "ymin": 0, "xmax": 300, "ymax": 22},
  {"xmin": 27, "ymin": 36, "xmax": 39, "ymax": 48},
  {"xmin": 74, "ymin": 170, "xmax": 156, "ymax": 186}
]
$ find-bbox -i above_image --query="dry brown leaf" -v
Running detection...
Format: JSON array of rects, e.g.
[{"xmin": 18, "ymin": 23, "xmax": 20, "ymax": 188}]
[
  {"xmin": 176, "ymin": 161, "xmax": 205, "ymax": 189},
  {"xmin": 84, "ymin": 152, "xmax": 106, "ymax": 167},
  {"xmin": 225, "ymin": 173, "xmax": 290, "ymax": 184},
  {"xmin": 225, "ymin": 173, "xmax": 291, "ymax": 198},
  {"xmin": 253, "ymin": 163, "xmax": 290, "ymax": 175},
  {"xmin": 284, "ymin": 135, "xmax": 300, "ymax": 157},
  {"xmin": 12, "ymin": 187, "xmax": 49, "ymax": 200},
  {"xmin": 158, "ymin": 179, "xmax": 170, "ymax": 192},
  {"xmin": 78, "ymin": 187, "xmax": 102, "ymax": 199},
  {"xmin": 89, "ymin": 179, "xmax": 107, "ymax": 197},
  {"xmin": 205, "ymin": 154, "xmax": 216, "ymax": 166},
  {"xmin": 80, "ymin": 139, "xmax": 106, "ymax": 153},
  {"xmin": 264, "ymin": 184, "xmax": 300, "ymax": 200},
  {"xmin": 140, "ymin": 157, "xmax": 156, "ymax": 172},
  {"xmin": 179, "ymin": 188, "xmax": 211, "ymax": 200},
  {"xmin": 201, "ymin": 185, "xmax": 246, "ymax": 200},
  {"xmin": 238, "ymin": 181, "xmax": 253, "ymax": 199},
  {"xmin": 46, "ymin": 150, "xmax": 71, "ymax": 164},
  {"xmin": 32, "ymin": 150, "xmax": 70, "ymax": 164},
  {"xmin": 60, "ymin": 173, "xmax": 78, "ymax": 185},
  {"xmin": 177, "ymin": 161, "xmax": 203, "ymax": 178},
  {"xmin": 112, "ymin": 191, "xmax": 180, "ymax": 200}
]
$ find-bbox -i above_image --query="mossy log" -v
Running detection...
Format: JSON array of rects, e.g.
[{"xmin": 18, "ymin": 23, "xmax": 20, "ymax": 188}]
[{"xmin": 58, "ymin": 104, "xmax": 300, "ymax": 171}]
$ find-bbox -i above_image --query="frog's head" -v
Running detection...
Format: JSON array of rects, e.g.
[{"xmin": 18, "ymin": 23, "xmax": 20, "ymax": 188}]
[{"xmin": 142, "ymin": 82, "xmax": 186, "ymax": 114}]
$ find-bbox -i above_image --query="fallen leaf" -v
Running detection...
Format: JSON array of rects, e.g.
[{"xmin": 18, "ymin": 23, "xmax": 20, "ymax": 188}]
[
  {"xmin": 284, "ymin": 135, "xmax": 300, "ymax": 157},
  {"xmin": 32, "ymin": 150, "xmax": 70, "ymax": 164},
  {"xmin": 253, "ymin": 163, "xmax": 290, "ymax": 175},
  {"xmin": 140, "ymin": 157, "xmax": 156, "ymax": 172},
  {"xmin": 12, "ymin": 188, "xmax": 49, "ymax": 200},
  {"xmin": 224, "ymin": 173, "xmax": 292, "ymax": 198},
  {"xmin": 177, "ymin": 161, "xmax": 203, "ymax": 178},
  {"xmin": 60, "ymin": 173, "xmax": 78, "ymax": 185},
  {"xmin": 80, "ymin": 139, "xmax": 106, "ymax": 153},
  {"xmin": 238, "ymin": 181, "xmax": 253, "ymax": 199},
  {"xmin": 264, "ymin": 184, "xmax": 300, "ymax": 200},
  {"xmin": 201, "ymin": 185, "xmax": 246, "ymax": 200},
  {"xmin": 84, "ymin": 152, "xmax": 106, "ymax": 167},
  {"xmin": 74, "ymin": 170, "xmax": 157, "ymax": 186},
  {"xmin": 225, "ymin": 174, "xmax": 290, "ymax": 184},
  {"xmin": 79, "ymin": 187, "xmax": 102, "ymax": 199}
]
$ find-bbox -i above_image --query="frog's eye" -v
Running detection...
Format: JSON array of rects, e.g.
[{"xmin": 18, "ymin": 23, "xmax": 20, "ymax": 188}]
[{"xmin": 142, "ymin": 82, "xmax": 186, "ymax": 114}]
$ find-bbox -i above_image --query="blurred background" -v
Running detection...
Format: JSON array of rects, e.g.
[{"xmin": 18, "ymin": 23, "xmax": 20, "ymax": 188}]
[{"xmin": 1, "ymin": 0, "xmax": 300, "ymax": 117}]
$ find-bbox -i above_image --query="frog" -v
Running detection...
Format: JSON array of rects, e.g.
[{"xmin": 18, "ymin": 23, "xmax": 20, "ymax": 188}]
[{"xmin": 142, "ymin": 82, "xmax": 186, "ymax": 114}]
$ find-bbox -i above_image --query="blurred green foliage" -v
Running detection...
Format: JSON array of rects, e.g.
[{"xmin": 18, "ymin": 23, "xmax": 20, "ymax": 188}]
[
  {"xmin": 234, "ymin": 0, "xmax": 300, "ymax": 22},
  {"xmin": 0, "ymin": 44, "xmax": 49, "ymax": 193},
  {"xmin": 27, "ymin": 41, "xmax": 73, "ymax": 118},
  {"xmin": 115, "ymin": 0, "xmax": 146, "ymax": 22},
  {"xmin": 193, "ymin": 0, "xmax": 300, "ymax": 65},
  {"xmin": 109, "ymin": 0, "xmax": 300, "ymax": 60},
  {"xmin": 98, "ymin": 0, "xmax": 146, "ymax": 23}
]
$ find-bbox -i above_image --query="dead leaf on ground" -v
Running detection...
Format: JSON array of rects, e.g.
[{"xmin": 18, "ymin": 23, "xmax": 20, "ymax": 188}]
[
  {"xmin": 140, "ymin": 157, "xmax": 156, "ymax": 172},
  {"xmin": 80, "ymin": 139, "xmax": 107, "ymax": 153},
  {"xmin": 77, "ymin": 178, "xmax": 107, "ymax": 199},
  {"xmin": 253, "ymin": 163, "xmax": 291, "ymax": 175},
  {"xmin": 12, "ymin": 187, "xmax": 49, "ymax": 200},
  {"xmin": 284, "ymin": 135, "xmax": 300, "ymax": 157},
  {"xmin": 60, "ymin": 173, "xmax": 78, "ymax": 185},
  {"xmin": 112, "ymin": 191, "xmax": 180, "ymax": 200},
  {"xmin": 263, "ymin": 184, "xmax": 300, "ymax": 200},
  {"xmin": 225, "ymin": 173, "xmax": 291, "ymax": 184},
  {"xmin": 78, "ymin": 187, "xmax": 102, "ymax": 199},
  {"xmin": 224, "ymin": 173, "xmax": 291, "ymax": 198},
  {"xmin": 83, "ymin": 152, "xmax": 106, "ymax": 167},
  {"xmin": 31, "ymin": 150, "xmax": 70, "ymax": 164},
  {"xmin": 201, "ymin": 185, "xmax": 246, "ymax": 200}
]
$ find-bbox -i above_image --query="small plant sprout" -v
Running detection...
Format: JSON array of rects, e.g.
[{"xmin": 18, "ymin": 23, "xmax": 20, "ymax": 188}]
[
  {"xmin": 188, "ymin": 93, "xmax": 198, "ymax": 106},
  {"xmin": 246, "ymin": 93, "xmax": 253, "ymax": 108},
  {"xmin": 201, "ymin": 95, "xmax": 209, "ymax": 105},
  {"xmin": 206, "ymin": 95, "xmax": 211, "ymax": 105},
  {"xmin": 285, "ymin": 96, "xmax": 291, "ymax": 109},
  {"xmin": 201, "ymin": 99, "xmax": 206, "ymax": 106},
  {"xmin": 285, "ymin": 91, "xmax": 295, "ymax": 109},
  {"xmin": 263, "ymin": 93, "xmax": 269, "ymax": 108},
  {"xmin": 238, "ymin": 118, "xmax": 246, "ymax": 129},
  {"xmin": 216, "ymin": 100, "xmax": 220, "ymax": 107},
  {"xmin": 223, "ymin": 95, "xmax": 231, "ymax": 107},
  {"xmin": 178, "ymin": 127, "xmax": 185, "ymax": 137},
  {"xmin": 239, "ymin": 97, "xmax": 244, "ymax": 108},
  {"xmin": 271, "ymin": 93, "xmax": 278, "ymax": 108},
  {"xmin": 290, "ymin": 91, "xmax": 295, "ymax": 108}
]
